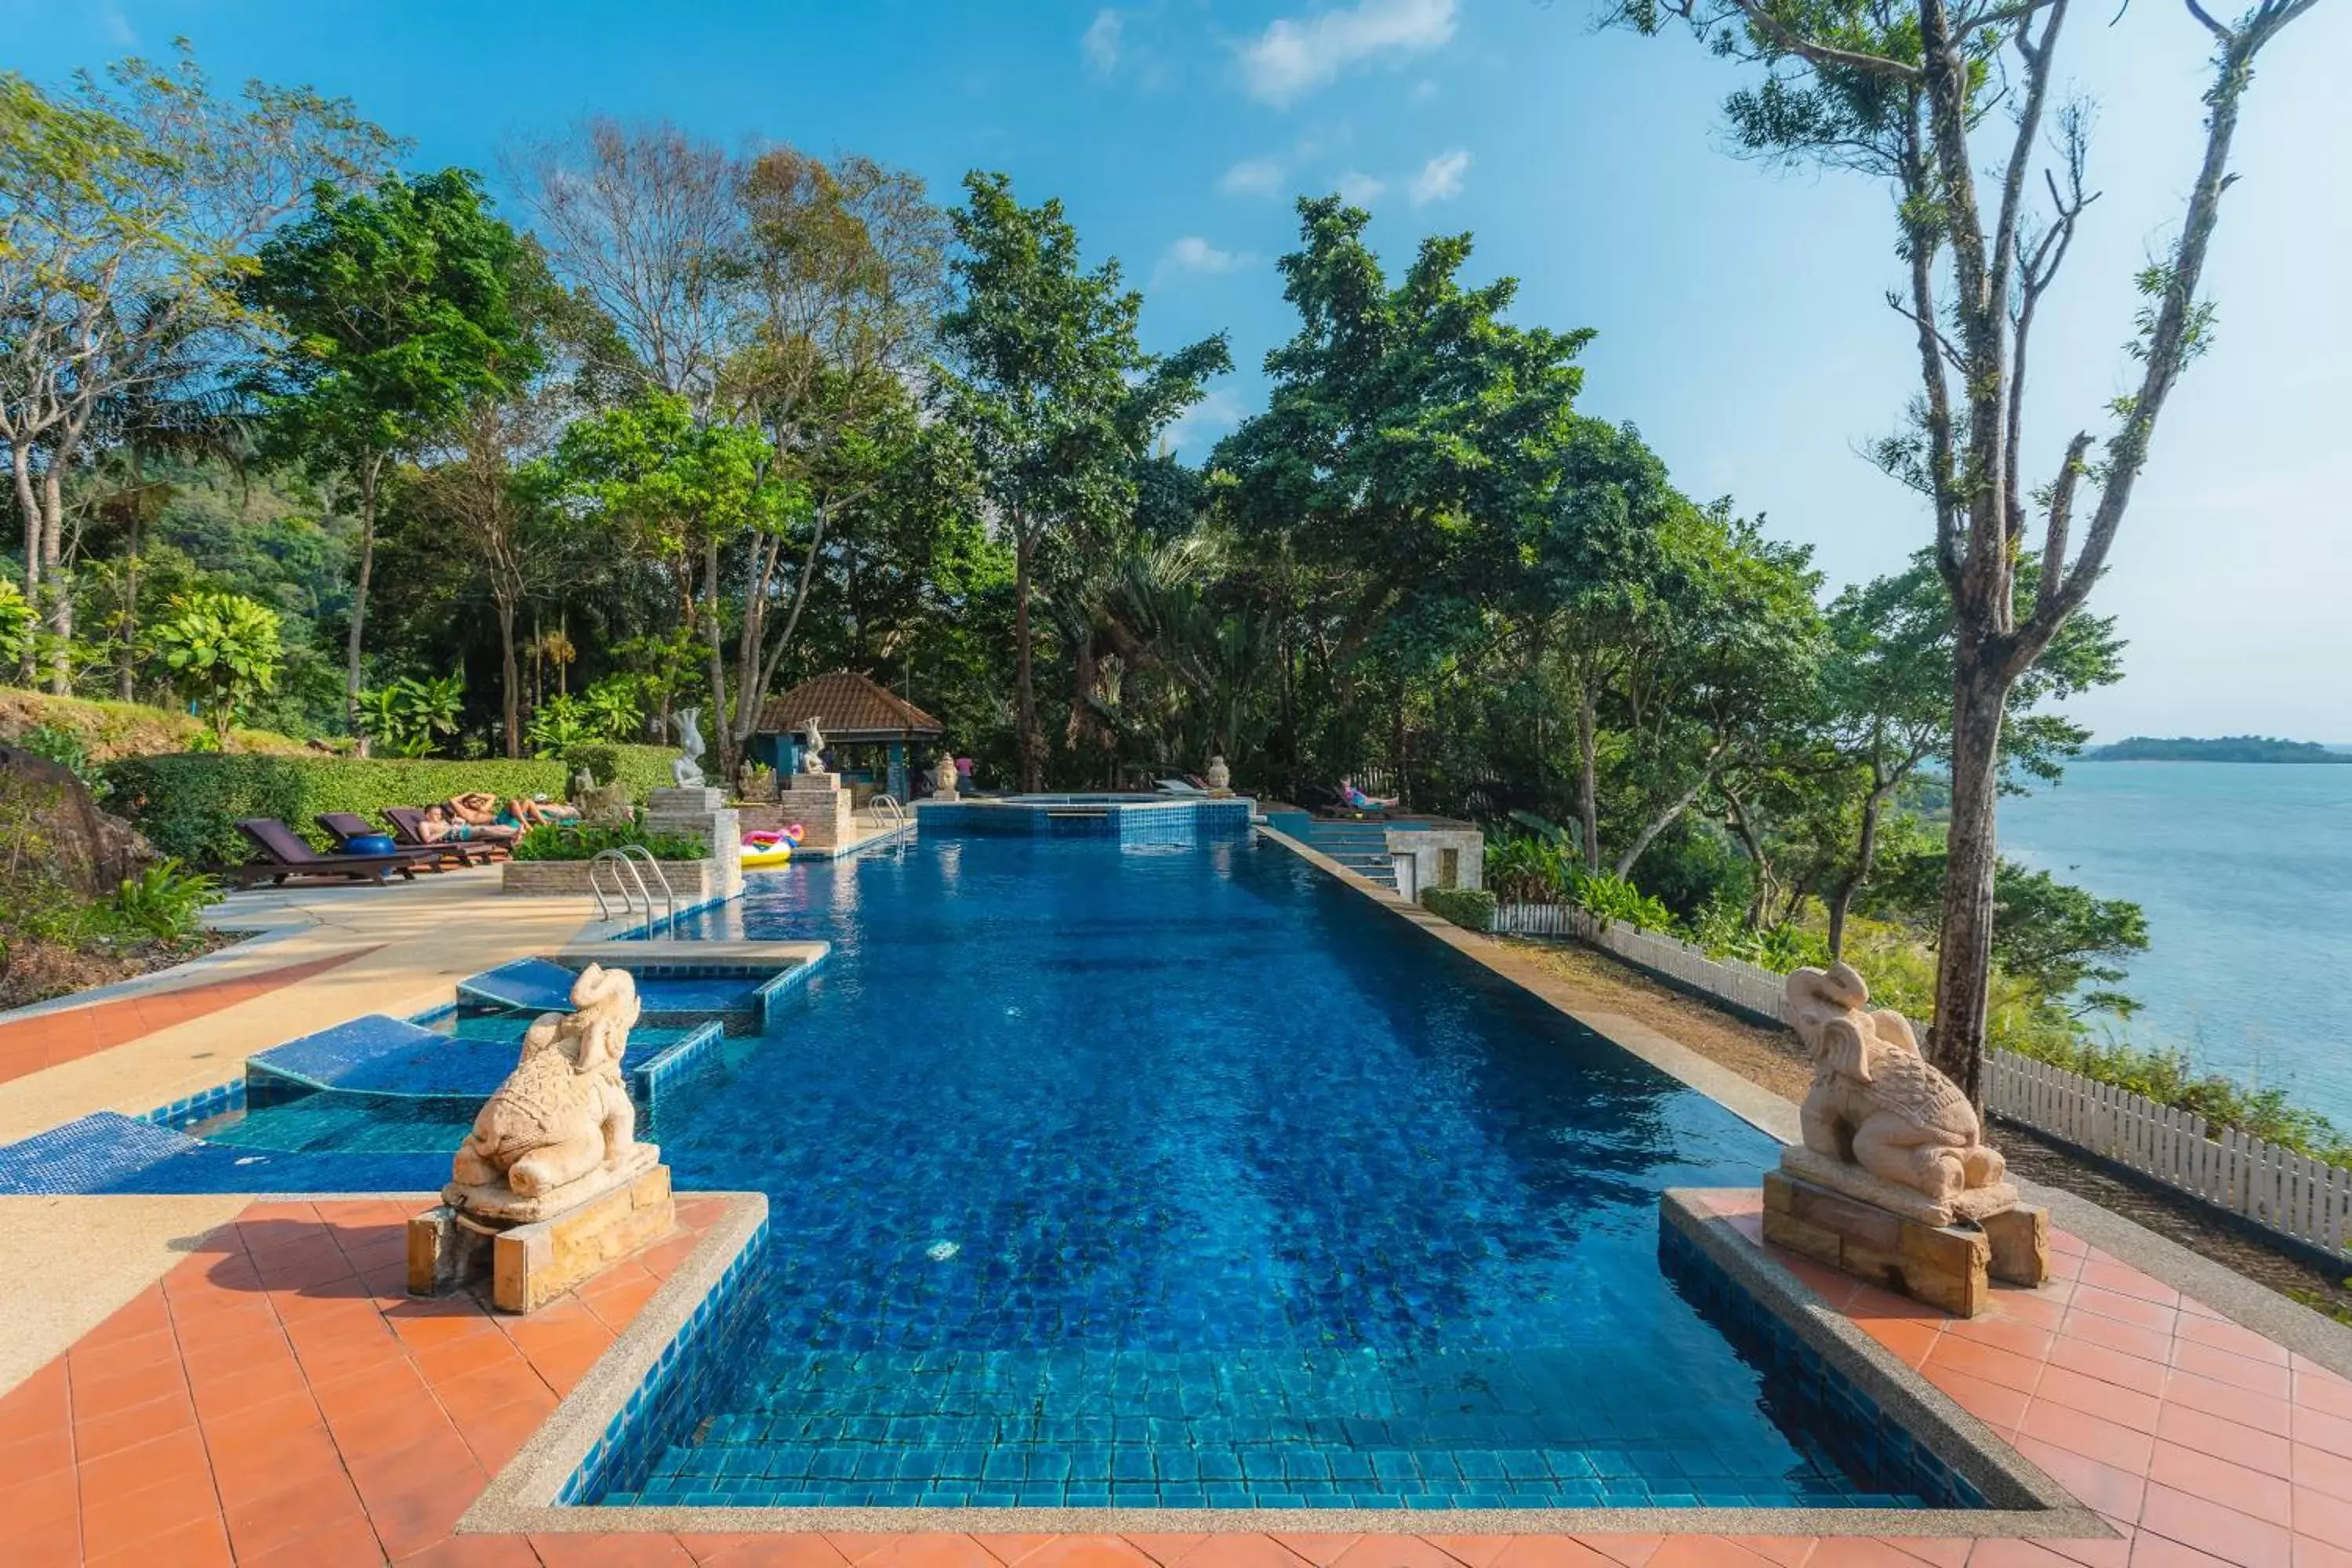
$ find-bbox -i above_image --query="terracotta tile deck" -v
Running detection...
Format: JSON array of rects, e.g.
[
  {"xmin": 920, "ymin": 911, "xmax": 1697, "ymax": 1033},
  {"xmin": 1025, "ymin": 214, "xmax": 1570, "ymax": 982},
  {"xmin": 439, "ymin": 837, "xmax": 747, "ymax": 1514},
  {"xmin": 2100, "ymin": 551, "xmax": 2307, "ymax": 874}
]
[
  {"xmin": 0, "ymin": 947, "xmax": 377, "ymax": 1087},
  {"xmin": 5, "ymin": 1192, "xmax": 2346, "ymax": 1566}
]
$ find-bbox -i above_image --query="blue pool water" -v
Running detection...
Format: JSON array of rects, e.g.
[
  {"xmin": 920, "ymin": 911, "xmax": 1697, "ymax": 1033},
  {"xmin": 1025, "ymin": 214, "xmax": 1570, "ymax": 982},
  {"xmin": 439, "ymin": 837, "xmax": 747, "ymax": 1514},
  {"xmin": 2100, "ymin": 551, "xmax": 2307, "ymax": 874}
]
[{"xmin": 600, "ymin": 832, "xmax": 1924, "ymax": 1511}]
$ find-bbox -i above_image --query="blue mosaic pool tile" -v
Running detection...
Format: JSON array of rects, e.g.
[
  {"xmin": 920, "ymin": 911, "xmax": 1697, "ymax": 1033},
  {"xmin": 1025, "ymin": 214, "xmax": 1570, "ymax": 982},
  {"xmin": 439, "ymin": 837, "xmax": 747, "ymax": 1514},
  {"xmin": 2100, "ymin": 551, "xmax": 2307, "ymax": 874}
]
[
  {"xmin": 0, "ymin": 1111, "xmax": 451, "ymax": 1196},
  {"xmin": 252, "ymin": 1014, "xmax": 448, "ymax": 1096},
  {"xmin": 0, "ymin": 1112, "xmax": 201, "ymax": 1193},
  {"xmin": 1657, "ymin": 1218, "xmax": 1984, "ymax": 1510},
  {"xmin": 139, "ymin": 1077, "xmax": 246, "ymax": 1131}
]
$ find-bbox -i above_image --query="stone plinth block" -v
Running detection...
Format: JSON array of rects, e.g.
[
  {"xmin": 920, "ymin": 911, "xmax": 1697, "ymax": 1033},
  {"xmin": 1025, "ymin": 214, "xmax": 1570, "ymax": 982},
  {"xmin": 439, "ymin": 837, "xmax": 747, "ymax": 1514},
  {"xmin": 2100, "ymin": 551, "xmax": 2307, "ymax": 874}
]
[
  {"xmin": 1780, "ymin": 1145, "xmax": 2019, "ymax": 1229},
  {"xmin": 648, "ymin": 786, "xmax": 724, "ymax": 814},
  {"xmin": 1764, "ymin": 1168, "xmax": 1995, "ymax": 1316},
  {"xmin": 775, "ymin": 772, "xmax": 854, "ymax": 850},
  {"xmin": 410, "ymin": 1160, "xmax": 676, "ymax": 1314}
]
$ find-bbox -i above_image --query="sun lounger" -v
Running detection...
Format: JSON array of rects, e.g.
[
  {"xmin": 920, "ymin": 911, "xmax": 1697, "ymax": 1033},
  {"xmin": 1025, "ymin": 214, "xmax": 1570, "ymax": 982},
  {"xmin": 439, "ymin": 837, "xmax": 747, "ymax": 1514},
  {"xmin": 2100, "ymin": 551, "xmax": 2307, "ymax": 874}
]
[
  {"xmin": 223, "ymin": 818, "xmax": 439, "ymax": 887},
  {"xmin": 314, "ymin": 811, "xmax": 478, "ymax": 871},
  {"xmin": 377, "ymin": 806, "xmax": 513, "ymax": 866},
  {"xmin": 1156, "ymin": 778, "xmax": 1207, "ymax": 795}
]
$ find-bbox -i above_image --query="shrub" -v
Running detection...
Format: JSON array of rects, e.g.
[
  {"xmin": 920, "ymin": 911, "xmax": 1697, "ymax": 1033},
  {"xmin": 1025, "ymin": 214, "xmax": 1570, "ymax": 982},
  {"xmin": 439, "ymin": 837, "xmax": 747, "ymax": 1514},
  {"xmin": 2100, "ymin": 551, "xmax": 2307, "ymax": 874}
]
[
  {"xmin": 509, "ymin": 822, "xmax": 706, "ymax": 862},
  {"xmin": 1570, "ymin": 869, "xmax": 1674, "ymax": 933},
  {"xmin": 105, "ymin": 753, "xmax": 575, "ymax": 863},
  {"xmin": 103, "ymin": 748, "xmax": 691, "ymax": 864},
  {"xmin": 150, "ymin": 590, "xmax": 283, "ymax": 743},
  {"xmin": 563, "ymin": 744, "xmax": 622, "ymax": 787},
  {"xmin": 16, "ymin": 721, "xmax": 95, "ymax": 789},
  {"xmin": 111, "ymin": 860, "xmax": 222, "ymax": 943},
  {"xmin": 1421, "ymin": 885, "xmax": 1497, "ymax": 933}
]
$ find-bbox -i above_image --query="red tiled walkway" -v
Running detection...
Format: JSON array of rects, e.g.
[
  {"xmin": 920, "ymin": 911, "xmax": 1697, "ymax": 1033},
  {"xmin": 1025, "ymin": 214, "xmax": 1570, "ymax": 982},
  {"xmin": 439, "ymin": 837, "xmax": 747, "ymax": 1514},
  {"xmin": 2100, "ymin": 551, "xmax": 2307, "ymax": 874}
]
[
  {"xmin": 0, "ymin": 946, "xmax": 379, "ymax": 1085},
  {"xmin": 5, "ymin": 1194, "xmax": 2348, "ymax": 1566}
]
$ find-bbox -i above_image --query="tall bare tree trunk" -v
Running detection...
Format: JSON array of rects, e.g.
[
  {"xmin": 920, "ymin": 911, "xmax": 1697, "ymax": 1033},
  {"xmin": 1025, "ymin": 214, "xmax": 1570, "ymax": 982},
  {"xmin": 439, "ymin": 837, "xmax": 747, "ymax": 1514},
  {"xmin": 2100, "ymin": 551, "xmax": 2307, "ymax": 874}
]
[
  {"xmin": 118, "ymin": 509, "xmax": 139, "ymax": 702},
  {"xmin": 702, "ymin": 535, "xmax": 733, "ymax": 780},
  {"xmin": 41, "ymin": 467, "xmax": 69, "ymax": 694},
  {"xmin": 1573, "ymin": 679, "xmax": 1601, "ymax": 873},
  {"xmin": 1014, "ymin": 524, "xmax": 1040, "ymax": 793},
  {"xmin": 1929, "ymin": 655, "xmax": 2006, "ymax": 1102},
  {"xmin": 346, "ymin": 455, "xmax": 383, "ymax": 740},
  {"xmin": 12, "ymin": 447, "xmax": 38, "ymax": 685},
  {"xmin": 496, "ymin": 597, "xmax": 522, "ymax": 758}
]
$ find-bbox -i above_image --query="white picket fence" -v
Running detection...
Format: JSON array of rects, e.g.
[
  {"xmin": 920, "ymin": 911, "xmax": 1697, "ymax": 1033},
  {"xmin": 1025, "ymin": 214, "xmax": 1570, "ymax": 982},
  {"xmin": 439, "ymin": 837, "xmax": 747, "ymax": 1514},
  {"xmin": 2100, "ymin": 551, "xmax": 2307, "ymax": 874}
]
[
  {"xmin": 1984, "ymin": 1051, "xmax": 2352, "ymax": 1256},
  {"xmin": 1495, "ymin": 900, "xmax": 2352, "ymax": 1257},
  {"xmin": 1494, "ymin": 902, "xmax": 1788, "ymax": 1022}
]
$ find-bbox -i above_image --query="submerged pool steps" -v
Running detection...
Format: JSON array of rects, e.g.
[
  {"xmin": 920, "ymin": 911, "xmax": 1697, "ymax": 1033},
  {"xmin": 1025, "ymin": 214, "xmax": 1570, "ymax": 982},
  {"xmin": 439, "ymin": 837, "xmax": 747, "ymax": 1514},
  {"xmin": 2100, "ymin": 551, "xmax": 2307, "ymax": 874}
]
[{"xmin": 0, "ymin": 942, "xmax": 829, "ymax": 1197}]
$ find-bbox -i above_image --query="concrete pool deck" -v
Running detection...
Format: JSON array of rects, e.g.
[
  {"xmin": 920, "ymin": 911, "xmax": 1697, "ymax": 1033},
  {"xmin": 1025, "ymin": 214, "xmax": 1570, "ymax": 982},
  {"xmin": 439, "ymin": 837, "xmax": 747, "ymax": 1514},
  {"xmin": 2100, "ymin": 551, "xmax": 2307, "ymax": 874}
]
[{"xmin": 3, "ymin": 828, "xmax": 2351, "ymax": 1562}]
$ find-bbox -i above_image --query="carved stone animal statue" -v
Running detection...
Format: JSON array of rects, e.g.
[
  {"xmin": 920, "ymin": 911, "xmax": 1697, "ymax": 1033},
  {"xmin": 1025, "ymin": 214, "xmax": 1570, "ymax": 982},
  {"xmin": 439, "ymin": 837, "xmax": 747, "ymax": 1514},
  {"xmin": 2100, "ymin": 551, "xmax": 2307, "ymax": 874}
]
[
  {"xmin": 450, "ymin": 964, "xmax": 641, "ymax": 1199},
  {"xmin": 1784, "ymin": 962, "xmax": 2006, "ymax": 1203},
  {"xmin": 670, "ymin": 706, "xmax": 707, "ymax": 788}
]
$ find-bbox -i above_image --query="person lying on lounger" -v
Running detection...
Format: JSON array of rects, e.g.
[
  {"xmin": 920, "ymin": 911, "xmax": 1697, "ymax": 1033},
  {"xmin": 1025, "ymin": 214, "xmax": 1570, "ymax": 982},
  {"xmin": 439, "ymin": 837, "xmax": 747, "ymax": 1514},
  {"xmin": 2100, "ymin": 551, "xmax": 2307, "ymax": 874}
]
[
  {"xmin": 420, "ymin": 801, "xmax": 521, "ymax": 844},
  {"xmin": 1338, "ymin": 778, "xmax": 1398, "ymax": 811}
]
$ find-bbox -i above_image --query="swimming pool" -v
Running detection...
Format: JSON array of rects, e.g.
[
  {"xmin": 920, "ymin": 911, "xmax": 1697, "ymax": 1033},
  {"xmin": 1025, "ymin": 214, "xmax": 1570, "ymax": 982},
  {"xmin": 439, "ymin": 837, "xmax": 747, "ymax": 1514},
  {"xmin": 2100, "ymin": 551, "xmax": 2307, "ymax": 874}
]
[{"xmin": 591, "ymin": 829, "xmax": 1934, "ymax": 1511}]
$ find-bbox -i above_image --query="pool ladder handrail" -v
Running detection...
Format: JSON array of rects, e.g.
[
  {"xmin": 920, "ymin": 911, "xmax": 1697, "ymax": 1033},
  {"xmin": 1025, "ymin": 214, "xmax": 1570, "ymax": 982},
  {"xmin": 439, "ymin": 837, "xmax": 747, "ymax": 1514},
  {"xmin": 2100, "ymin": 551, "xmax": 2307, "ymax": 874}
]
[
  {"xmin": 587, "ymin": 844, "xmax": 680, "ymax": 930},
  {"xmin": 868, "ymin": 793, "xmax": 906, "ymax": 829}
]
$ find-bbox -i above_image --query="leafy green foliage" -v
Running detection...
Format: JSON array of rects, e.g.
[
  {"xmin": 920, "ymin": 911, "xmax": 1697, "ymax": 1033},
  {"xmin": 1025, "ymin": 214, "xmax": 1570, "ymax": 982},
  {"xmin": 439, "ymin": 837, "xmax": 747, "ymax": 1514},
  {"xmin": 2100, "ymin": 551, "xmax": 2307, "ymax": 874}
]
[
  {"xmin": 356, "ymin": 672, "xmax": 463, "ymax": 757},
  {"xmin": 149, "ymin": 590, "xmax": 282, "ymax": 742},
  {"xmin": 1421, "ymin": 885, "xmax": 1497, "ymax": 934},
  {"xmin": 526, "ymin": 695, "xmax": 593, "ymax": 758},
  {"xmin": 561, "ymin": 744, "xmax": 622, "ymax": 787},
  {"xmin": 111, "ymin": 858, "xmax": 220, "ymax": 942},
  {"xmin": 15, "ymin": 720, "xmax": 95, "ymax": 786},
  {"xmin": 509, "ymin": 822, "xmax": 706, "ymax": 862},
  {"xmin": 0, "ymin": 579, "xmax": 33, "ymax": 666},
  {"xmin": 1866, "ymin": 846, "xmax": 2150, "ymax": 1016},
  {"xmin": 102, "ymin": 748, "xmax": 677, "ymax": 862},
  {"xmin": 938, "ymin": 169, "xmax": 1229, "ymax": 788}
]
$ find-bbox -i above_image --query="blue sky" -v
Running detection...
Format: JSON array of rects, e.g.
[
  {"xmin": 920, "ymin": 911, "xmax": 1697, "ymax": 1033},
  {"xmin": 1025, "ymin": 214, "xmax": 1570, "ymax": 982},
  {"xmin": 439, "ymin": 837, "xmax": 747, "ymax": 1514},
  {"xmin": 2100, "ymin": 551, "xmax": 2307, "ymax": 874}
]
[{"xmin": 12, "ymin": 0, "xmax": 2349, "ymax": 740}]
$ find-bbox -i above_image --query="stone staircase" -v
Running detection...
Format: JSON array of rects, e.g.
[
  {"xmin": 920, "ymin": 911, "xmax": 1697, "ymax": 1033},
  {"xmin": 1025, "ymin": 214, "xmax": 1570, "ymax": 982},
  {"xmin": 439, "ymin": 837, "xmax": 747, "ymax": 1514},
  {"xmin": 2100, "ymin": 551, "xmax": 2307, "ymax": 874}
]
[{"xmin": 1298, "ymin": 819, "xmax": 1396, "ymax": 890}]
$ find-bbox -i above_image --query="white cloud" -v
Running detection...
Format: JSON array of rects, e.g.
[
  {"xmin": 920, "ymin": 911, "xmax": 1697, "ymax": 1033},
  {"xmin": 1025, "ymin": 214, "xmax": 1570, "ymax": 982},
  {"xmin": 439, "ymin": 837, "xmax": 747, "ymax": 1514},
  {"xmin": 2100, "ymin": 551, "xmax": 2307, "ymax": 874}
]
[
  {"xmin": 1336, "ymin": 169, "xmax": 1386, "ymax": 205},
  {"xmin": 1164, "ymin": 388, "xmax": 1246, "ymax": 455},
  {"xmin": 1410, "ymin": 147, "xmax": 1471, "ymax": 205},
  {"xmin": 1083, "ymin": 9, "xmax": 1123, "ymax": 75},
  {"xmin": 1219, "ymin": 158, "xmax": 1285, "ymax": 198},
  {"xmin": 1239, "ymin": 0, "xmax": 1458, "ymax": 107},
  {"xmin": 1409, "ymin": 78, "xmax": 1439, "ymax": 105},
  {"xmin": 1160, "ymin": 236, "xmax": 1254, "ymax": 278},
  {"xmin": 101, "ymin": 2, "xmax": 138, "ymax": 45}
]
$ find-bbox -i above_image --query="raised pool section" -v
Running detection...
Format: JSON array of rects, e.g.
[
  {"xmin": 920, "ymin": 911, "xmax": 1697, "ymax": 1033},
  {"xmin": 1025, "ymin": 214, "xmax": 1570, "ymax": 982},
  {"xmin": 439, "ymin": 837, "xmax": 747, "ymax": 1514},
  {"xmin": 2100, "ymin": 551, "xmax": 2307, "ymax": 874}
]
[{"xmin": 915, "ymin": 794, "xmax": 1253, "ymax": 840}]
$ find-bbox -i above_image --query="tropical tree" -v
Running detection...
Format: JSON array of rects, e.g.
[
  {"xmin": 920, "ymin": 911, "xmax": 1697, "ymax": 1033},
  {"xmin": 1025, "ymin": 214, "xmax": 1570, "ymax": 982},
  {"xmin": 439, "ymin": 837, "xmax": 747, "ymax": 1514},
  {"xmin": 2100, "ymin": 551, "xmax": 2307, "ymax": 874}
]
[
  {"xmin": 1612, "ymin": 0, "xmax": 2321, "ymax": 1096},
  {"xmin": 718, "ymin": 147, "xmax": 949, "ymax": 771},
  {"xmin": 0, "ymin": 49, "xmax": 394, "ymax": 690},
  {"xmin": 152, "ymin": 588, "xmax": 282, "ymax": 742},
  {"xmin": 939, "ymin": 171, "xmax": 1229, "ymax": 789},
  {"xmin": 1813, "ymin": 554, "xmax": 2122, "ymax": 956},
  {"xmin": 242, "ymin": 167, "xmax": 535, "ymax": 734}
]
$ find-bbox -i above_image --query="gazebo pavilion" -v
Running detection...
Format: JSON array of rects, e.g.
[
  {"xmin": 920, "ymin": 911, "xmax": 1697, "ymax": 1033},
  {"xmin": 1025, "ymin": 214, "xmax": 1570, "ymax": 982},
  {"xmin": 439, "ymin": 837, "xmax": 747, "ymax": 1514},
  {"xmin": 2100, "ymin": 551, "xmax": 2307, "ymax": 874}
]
[{"xmin": 752, "ymin": 670, "xmax": 945, "ymax": 802}]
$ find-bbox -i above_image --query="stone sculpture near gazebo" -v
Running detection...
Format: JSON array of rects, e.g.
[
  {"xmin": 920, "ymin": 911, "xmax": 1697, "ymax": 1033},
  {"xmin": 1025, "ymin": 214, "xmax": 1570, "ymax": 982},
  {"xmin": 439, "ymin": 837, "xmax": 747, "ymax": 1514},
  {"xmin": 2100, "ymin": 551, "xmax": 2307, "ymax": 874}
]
[
  {"xmin": 408, "ymin": 964, "xmax": 677, "ymax": 1312},
  {"xmin": 1762, "ymin": 961, "xmax": 2049, "ymax": 1315}
]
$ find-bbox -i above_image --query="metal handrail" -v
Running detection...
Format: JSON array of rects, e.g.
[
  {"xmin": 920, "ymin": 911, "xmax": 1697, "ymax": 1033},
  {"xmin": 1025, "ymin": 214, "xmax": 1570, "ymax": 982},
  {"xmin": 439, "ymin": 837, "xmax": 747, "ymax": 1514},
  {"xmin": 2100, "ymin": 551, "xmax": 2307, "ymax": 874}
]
[
  {"xmin": 586, "ymin": 847, "xmax": 652, "ymax": 924},
  {"xmin": 616, "ymin": 844, "xmax": 679, "ymax": 930},
  {"xmin": 869, "ymin": 793, "xmax": 906, "ymax": 827}
]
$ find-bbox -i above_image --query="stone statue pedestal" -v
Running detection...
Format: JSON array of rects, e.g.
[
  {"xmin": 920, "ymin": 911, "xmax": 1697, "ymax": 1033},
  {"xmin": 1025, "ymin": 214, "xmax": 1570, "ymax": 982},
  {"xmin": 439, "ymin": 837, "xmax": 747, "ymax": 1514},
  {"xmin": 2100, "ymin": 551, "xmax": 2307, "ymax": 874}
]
[
  {"xmin": 644, "ymin": 792, "xmax": 742, "ymax": 899},
  {"xmin": 1764, "ymin": 1151, "xmax": 2049, "ymax": 1319},
  {"xmin": 776, "ymin": 770, "xmax": 853, "ymax": 851},
  {"xmin": 408, "ymin": 1154, "xmax": 674, "ymax": 1314}
]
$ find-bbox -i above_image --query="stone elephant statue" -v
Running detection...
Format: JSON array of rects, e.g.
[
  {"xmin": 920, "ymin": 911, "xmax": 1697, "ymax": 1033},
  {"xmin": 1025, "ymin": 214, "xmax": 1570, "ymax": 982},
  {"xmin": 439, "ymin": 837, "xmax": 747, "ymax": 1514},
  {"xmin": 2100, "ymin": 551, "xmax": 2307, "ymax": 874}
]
[
  {"xmin": 450, "ymin": 964, "xmax": 641, "ymax": 1200},
  {"xmin": 1785, "ymin": 962, "xmax": 2006, "ymax": 1204}
]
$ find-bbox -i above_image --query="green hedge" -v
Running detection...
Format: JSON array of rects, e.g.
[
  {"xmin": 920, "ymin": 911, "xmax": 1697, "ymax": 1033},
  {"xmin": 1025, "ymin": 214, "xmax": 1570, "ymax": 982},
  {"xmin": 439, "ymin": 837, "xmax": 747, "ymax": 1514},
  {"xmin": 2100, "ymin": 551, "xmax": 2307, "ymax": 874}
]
[
  {"xmin": 104, "ymin": 745, "xmax": 690, "ymax": 864},
  {"xmin": 1421, "ymin": 885, "xmax": 1497, "ymax": 933},
  {"xmin": 510, "ymin": 823, "xmax": 706, "ymax": 862},
  {"xmin": 104, "ymin": 754, "xmax": 567, "ymax": 863}
]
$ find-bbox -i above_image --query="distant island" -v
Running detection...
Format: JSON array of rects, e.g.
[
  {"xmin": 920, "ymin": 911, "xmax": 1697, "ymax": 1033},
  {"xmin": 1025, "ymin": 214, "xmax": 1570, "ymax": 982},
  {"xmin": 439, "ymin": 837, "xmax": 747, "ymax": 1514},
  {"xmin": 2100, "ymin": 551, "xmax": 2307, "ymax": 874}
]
[{"xmin": 2087, "ymin": 735, "xmax": 2352, "ymax": 764}]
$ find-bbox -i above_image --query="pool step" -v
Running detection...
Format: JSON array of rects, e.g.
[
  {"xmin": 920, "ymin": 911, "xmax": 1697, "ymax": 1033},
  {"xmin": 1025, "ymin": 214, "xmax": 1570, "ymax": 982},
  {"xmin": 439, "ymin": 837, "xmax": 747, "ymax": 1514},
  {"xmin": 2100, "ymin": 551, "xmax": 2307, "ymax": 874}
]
[{"xmin": 1296, "ymin": 821, "xmax": 1398, "ymax": 890}]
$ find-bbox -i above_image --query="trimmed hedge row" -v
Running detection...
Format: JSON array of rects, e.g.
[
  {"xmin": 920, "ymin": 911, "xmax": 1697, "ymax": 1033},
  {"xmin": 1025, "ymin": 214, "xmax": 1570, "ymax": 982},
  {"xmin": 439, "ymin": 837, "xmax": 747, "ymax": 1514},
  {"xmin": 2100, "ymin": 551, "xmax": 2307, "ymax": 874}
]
[
  {"xmin": 1421, "ymin": 884, "xmax": 1498, "ymax": 934},
  {"xmin": 107, "ymin": 746, "xmax": 683, "ymax": 865}
]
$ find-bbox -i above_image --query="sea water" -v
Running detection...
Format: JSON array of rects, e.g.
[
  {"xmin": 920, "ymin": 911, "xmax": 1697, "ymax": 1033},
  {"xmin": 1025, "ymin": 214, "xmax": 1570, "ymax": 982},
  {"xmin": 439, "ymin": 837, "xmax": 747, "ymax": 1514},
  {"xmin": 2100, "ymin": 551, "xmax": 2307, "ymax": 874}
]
[{"xmin": 2000, "ymin": 760, "xmax": 2352, "ymax": 1124}]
